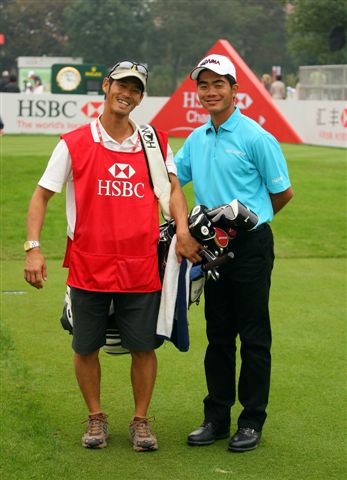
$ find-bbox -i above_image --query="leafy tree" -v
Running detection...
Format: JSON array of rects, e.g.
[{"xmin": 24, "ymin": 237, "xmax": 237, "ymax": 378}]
[
  {"xmin": 0, "ymin": 0, "xmax": 71, "ymax": 70},
  {"xmin": 63, "ymin": 0, "xmax": 152, "ymax": 70},
  {"xmin": 3, "ymin": 0, "xmax": 344, "ymax": 95},
  {"xmin": 145, "ymin": 0, "xmax": 294, "ymax": 94},
  {"xmin": 286, "ymin": 0, "xmax": 347, "ymax": 65},
  {"xmin": 0, "ymin": 0, "xmax": 152, "ymax": 72}
]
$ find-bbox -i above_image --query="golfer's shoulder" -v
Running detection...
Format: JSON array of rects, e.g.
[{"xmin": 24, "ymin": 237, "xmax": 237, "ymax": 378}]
[
  {"xmin": 188, "ymin": 123, "xmax": 208, "ymax": 143},
  {"xmin": 239, "ymin": 113, "xmax": 273, "ymax": 141}
]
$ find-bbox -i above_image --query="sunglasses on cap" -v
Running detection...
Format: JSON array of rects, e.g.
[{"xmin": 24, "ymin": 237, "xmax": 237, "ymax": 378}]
[{"xmin": 107, "ymin": 61, "xmax": 148, "ymax": 79}]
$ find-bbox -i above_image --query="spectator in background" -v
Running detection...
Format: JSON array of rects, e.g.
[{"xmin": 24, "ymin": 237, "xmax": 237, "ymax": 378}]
[
  {"xmin": 0, "ymin": 116, "xmax": 4, "ymax": 135},
  {"xmin": 261, "ymin": 74, "xmax": 272, "ymax": 93},
  {"xmin": 28, "ymin": 70, "xmax": 44, "ymax": 93},
  {"xmin": 0, "ymin": 70, "xmax": 10, "ymax": 91},
  {"xmin": 3, "ymin": 74, "xmax": 20, "ymax": 93},
  {"xmin": 270, "ymin": 75, "xmax": 286, "ymax": 99},
  {"xmin": 294, "ymin": 81, "xmax": 301, "ymax": 100}
]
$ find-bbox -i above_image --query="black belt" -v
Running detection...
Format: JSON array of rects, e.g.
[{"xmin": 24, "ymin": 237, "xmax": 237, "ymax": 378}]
[
  {"xmin": 237, "ymin": 223, "xmax": 267, "ymax": 235},
  {"xmin": 249, "ymin": 223, "xmax": 268, "ymax": 233}
]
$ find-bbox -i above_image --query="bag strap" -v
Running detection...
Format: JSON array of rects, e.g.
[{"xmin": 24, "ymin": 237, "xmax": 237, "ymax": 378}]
[{"xmin": 139, "ymin": 124, "xmax": 172, "ymax": 221}]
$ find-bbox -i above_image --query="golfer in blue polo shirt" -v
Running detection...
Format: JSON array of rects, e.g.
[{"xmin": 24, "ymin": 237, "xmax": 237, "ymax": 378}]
[{"xmin": 175, "ymin": 54, "xmax": 294, "ymax": 452}]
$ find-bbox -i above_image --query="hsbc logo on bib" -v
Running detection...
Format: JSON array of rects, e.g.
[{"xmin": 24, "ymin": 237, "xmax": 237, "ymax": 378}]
[
  {"xmin": 108, "ymin": 163, "xmax": 135, "ymax": 179},
  {"xmin": 97, "ymin": 163, "xmax": 145, "ymax": 198}
]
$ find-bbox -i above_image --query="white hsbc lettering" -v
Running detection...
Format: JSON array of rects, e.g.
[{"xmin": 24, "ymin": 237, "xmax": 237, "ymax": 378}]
[
  {"xmin": 97, "ymin": 180, "xmax": 145, "ymax": 198},
  {"xmin": 186, "ymin": 110, "xmax": 210, "ymax": 124},
  {"xmin": 182, "ymin": 91, "xmax": 202, "ymax": 109},
  {"xmin": 183, "ymin": 92, "xmax": 206, "ymax": 123}
]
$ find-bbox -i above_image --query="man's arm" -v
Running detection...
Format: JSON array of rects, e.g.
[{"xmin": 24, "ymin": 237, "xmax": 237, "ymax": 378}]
[
  {"xmin": 24, "ymin": 186, "xmax": 55, "ymax": 289},
  {"xmin": 168, "ymin": 173, "xmax": 202, "ymax": 264},
  {"xmin": 270, "ymin": 186, "xmax": 294, "ymax": 214}
]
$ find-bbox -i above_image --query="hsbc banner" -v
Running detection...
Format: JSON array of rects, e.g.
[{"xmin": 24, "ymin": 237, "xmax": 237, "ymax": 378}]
[
  {"xmin": 276, "ymin": 100, "xmax": 347, "ymax": 149},
  {"xmin": 0, "ymin": 93, "xmax": 345, "ymax": 148},
  {"xmin": 0, "ymin": 93, "xmax": 104, "ymax": 134},
  {"xmin": 0, "ymin": 93, "xmax": 167, "ymax": 135}
]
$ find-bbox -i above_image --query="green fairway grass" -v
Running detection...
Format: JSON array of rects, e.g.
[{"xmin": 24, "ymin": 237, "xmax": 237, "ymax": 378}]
[{"xmin": 1, "ymin": 135, "xmax": 346, "ymax": 479}]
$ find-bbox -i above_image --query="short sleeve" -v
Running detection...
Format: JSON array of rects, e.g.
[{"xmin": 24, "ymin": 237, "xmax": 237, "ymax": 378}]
[
  {"xmin": 38, "ymin": 140, "xmax": 72, "ymax": 192},
  {"xmin": 251, "ymin": 134, "xmax": 291, "ymax": 193}
]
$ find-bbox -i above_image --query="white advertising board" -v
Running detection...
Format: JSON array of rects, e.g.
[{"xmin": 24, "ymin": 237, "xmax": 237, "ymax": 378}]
[
  {"xmin": 274, "ymin": 100, "xmax": 347, "ymax": 149},
  {"xmin": 0, "ymin": 93, "xmax": 346, "ymax": 148},
  {"xmin": 0, "ymin": 93, "xmax": 167, "ymax": 136}
]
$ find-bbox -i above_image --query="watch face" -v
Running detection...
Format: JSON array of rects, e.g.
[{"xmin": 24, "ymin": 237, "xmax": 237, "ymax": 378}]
[{"xmin": 56, "ymin": 66, "xmax": 82, "ymax": 91}]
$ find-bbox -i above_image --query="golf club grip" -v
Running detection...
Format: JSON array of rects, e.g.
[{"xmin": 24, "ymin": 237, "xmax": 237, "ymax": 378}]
[{"xmin": 202, "ymin": 252, "xmax": 234, "ymax": 271}]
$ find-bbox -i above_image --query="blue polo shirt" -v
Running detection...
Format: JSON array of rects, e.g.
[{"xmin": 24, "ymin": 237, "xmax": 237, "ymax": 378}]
[{"xmin": 174, "ymin": 107, "xmax": 291, "ymax": 224}]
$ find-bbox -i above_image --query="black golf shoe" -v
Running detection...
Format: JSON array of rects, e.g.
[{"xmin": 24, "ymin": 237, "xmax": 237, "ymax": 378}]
[
  {"xmin": 228, "ymin": 427, "xmax": 261, "ymax": 452},
  {"xmin": 187, "ymin": 421, "xmax": 229, "ymax": 446}
]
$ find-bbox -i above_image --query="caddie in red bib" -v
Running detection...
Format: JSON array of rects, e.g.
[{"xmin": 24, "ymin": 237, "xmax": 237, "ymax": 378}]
[
  {"xmin": 62, "ymin": 122, "xmax": 168, "ymax": 292},
  {"xmin": 24, "ymin": 59, "xmax": 201, "ymax": 452}
]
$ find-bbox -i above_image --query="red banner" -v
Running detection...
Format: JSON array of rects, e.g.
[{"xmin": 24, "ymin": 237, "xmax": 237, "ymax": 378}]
[{"xmin": 151, "ymin": 39, "xmax": 302, "ymax": 144}]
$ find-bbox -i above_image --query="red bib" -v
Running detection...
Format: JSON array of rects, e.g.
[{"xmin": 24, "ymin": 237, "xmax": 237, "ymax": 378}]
[{"xmin": 62, "ymin": 124, "xmax": 168, "ymax": 292}]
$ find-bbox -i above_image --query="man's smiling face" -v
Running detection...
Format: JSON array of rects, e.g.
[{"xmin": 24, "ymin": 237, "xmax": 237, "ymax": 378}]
[{"xmin": 103, "ymin": 76, "xmax": 144, "ymax": 117}]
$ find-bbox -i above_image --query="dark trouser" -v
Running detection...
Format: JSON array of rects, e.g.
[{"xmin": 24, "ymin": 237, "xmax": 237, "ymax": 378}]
[{"xmin": 203, "ymin": 224, "xmax": 274, "ymax": 433}]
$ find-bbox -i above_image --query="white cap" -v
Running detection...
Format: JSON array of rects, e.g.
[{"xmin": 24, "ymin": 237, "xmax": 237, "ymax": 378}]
[
  {"xmin": 190, "ymin": 54, "xmax": 237, "ymax": 81},
  {"xmin": 108, "ymin": 61, "xmax": 148, "ymax": 91},
  {"xmin": 110, "ymin": 70, "xmax": 146, "ymax": 90}
]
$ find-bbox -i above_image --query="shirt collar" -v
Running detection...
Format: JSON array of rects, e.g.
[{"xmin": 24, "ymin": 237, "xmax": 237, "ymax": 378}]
[
  {"xmin": 91, "ymin": 116, "xmax": 139, "ymax": 145},
  {"xmin": 205, "ymin": 107, "xmax": 241, "ymax": 134}
]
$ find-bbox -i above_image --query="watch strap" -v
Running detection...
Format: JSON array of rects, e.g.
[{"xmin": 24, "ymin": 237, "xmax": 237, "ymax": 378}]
[{"xmin": 24, "ymin": 240, "xmax": 40, "ymax": 252}]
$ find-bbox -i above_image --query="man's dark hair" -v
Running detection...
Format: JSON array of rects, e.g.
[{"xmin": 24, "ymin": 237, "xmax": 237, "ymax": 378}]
[
  {"xmin": 225, "ymin": 74, "xmax": 237, "ymax": 86},
  {"xmin": 197, "ymin": 71, "xmax": 236, "ymax": 86}
]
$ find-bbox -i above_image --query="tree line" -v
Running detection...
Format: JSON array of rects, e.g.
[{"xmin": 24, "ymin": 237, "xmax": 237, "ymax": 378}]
[{"xmin": 0, "ymin": 0, "xmax": 346, "ymax": 95}]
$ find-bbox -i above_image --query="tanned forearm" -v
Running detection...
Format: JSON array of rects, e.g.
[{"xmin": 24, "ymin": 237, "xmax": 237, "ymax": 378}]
[
  {"xmin": 168, "ymin": 174, "xmax": 202, "ymax": 263},
  {"xmin": 270, "ymin": 186, "xmax": 294, "ymax": 214},
  {"xmin": 24, "ymin": 186, "xmax": 55, "ymax": 289},
  {"xmin": 26, "ymin": 186, "xmax": 54, "ymax": 239}
]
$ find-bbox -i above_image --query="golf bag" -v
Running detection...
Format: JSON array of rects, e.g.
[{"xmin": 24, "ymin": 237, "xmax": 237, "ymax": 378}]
[{"xmin": 158, "ymin": 199, "xmax": 259, "ymax": 304}]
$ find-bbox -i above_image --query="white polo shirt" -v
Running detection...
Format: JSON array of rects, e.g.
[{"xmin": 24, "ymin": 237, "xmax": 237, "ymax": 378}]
[{"xmin": 39, "ymin": 118, "xmax": 176, "ymax": 238}]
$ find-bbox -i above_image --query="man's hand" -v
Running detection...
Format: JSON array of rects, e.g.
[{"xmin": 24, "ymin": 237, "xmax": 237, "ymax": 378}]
[
  {"xmin": 167, "ymin": 174, "xmax": 203, "ymax": 264},
  {"xmin": 175, "ymin": 230, "xmax": 203, "ymax": 264},
  {"xmin": 24, "ymin": 249, "xmax": 47, "ymax": 289}
]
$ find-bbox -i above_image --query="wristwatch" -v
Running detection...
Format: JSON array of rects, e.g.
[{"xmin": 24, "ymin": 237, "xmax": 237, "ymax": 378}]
[{"xmin": 24, "ymin": 240, "xmax": 40, "ymax": 252}]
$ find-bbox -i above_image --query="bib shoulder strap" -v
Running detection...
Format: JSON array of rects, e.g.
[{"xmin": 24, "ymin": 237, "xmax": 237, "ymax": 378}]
[{"xmin": 139, "ymin": 124, "xmax": 172, "ymax": 221}]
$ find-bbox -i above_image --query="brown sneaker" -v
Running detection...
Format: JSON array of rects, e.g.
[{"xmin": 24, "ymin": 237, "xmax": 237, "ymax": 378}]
[
  {"xmin": 129, "ymin": 416, "xmax": 158, "ymax": 452},
  {"xmin": 82, "ymin": 412, "xmax": 108, "ymax": 448}
]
